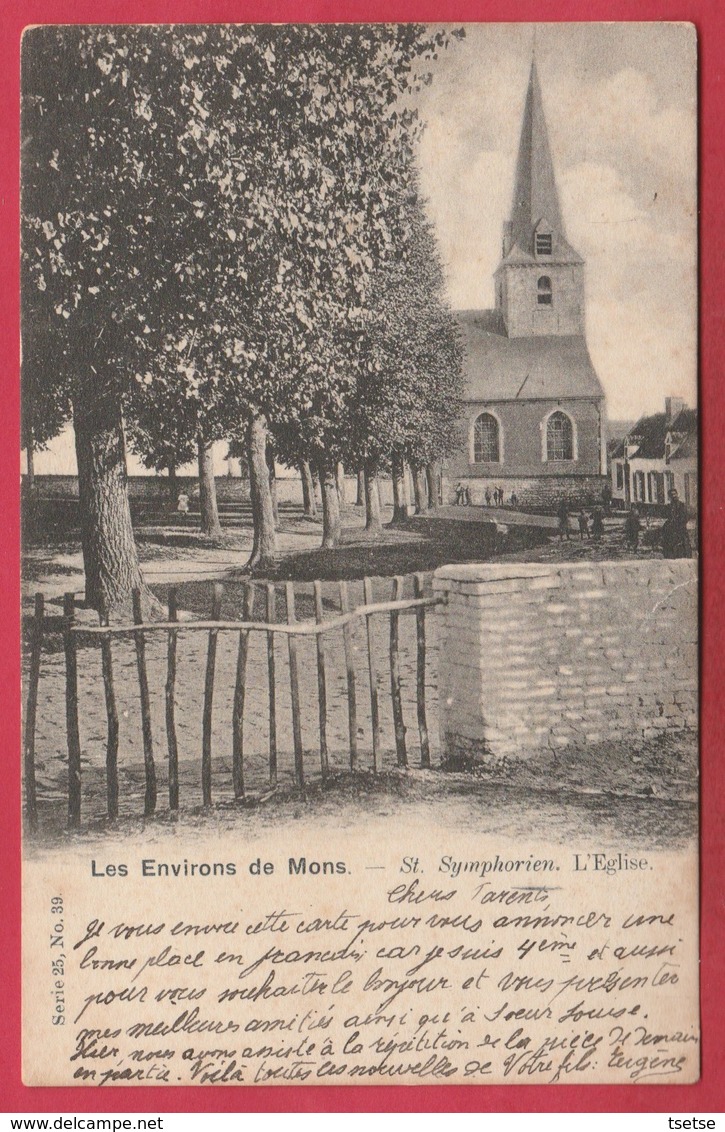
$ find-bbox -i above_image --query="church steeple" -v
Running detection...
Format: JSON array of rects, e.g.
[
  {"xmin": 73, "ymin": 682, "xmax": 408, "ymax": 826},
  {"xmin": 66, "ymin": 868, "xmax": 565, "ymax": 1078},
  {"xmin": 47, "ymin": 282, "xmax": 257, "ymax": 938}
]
[
  {"xmin": 494, "ymin": 58, "xmax": 585, "ymax": 339},
  {"xmin": 508, "ymin": 59, "xmax": 565, "ymax": 255}
]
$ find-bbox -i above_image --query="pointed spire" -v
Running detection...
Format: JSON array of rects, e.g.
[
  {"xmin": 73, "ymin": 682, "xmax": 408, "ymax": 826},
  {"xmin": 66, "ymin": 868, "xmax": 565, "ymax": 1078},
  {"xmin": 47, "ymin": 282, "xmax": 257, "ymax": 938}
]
[{"xmin": 509, "ymin": 59, "xmax": 565, "ymax": 253}]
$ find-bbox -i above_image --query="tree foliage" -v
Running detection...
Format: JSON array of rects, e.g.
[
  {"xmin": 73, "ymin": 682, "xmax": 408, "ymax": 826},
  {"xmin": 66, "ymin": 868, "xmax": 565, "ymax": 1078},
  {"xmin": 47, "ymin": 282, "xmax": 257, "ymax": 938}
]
[
  {"xmin": 22, "ymin": 24, "xmax": 464, "ymax": 574},
  {"xmin": 339, "ymin": 186, "xmax": 463, "ymax": 476}
]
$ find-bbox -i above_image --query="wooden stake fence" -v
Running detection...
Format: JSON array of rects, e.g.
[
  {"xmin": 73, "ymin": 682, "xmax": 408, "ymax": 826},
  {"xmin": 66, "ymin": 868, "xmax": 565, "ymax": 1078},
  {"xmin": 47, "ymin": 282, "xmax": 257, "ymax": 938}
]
[
  {"xmin": 99, "ymin": 600, "xmax": 119, "ymax": 819},
  {"xmin": 266, "ymin": 583, "xmax": 277, "ymax": 788},
  {"xmin": 363, "ymin": 576, "xmax": 381, "ymax": 773},
  {"xmin": 132, "ymin": 589, "xmax": 157, "ymax": 816},
  {"xmin": 286, "ymin": 583, "xmax": 304, "ymax": 786},
  {"xmin": 201, "ymin": 584, "xmax": 224, "ymax": 806},
  {"xmin": 414, "ymin": 574, "xmax": 430, "ymax": 767},
  {"xmin": 166, "ymin": 589, "xmax": 180, "ymax": 810},
  {"xmin": 339, "ymin": 581, "xmax": 358, "ymax": 770},
  {"xmin": 232, "ymin": 583, "xmax": 255, "ymax": 800},
  {"xmin": 63, "ymin": 593, "xmax": 82, "ymax": 829},
  {"xmin": 390, "ymin": 576, "xmax": 407, "ymax": 767},
  {"xmin": 313, "ymin": 580, "xmax": 328, "ymax": 776},
  {"xmin": 24, "ymin": 577, "xmax": 443, "ymax": 831},
  {"xmin": 23, "ymin": 593, "xmax": 43, "ymax": 830}
]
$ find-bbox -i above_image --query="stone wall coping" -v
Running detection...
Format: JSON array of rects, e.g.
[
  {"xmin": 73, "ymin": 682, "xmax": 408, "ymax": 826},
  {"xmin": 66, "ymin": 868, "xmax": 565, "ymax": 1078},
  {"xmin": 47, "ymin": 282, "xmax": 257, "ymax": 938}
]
[
  {"xmin": 434, "ymin": 560, "xmax": 697, "ymax": 584},
  {"xmin": 434, "ymin": 563, "xmax": 553, "ymax": 582}
]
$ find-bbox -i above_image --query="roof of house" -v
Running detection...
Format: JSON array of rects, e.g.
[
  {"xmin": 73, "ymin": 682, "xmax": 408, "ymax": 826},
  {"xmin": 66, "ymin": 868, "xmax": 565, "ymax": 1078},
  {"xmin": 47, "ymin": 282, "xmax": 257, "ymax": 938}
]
[
  {"xmin": 455, "ymin": 309, "xmax": 604, "ymax": 402},
  {"xmin": 670, "ymin": 429, "xmax": 698, "ymax": 461},
  {"xmin": 610, "ymin": 406, "xmax": 698, "ymax": 461}
]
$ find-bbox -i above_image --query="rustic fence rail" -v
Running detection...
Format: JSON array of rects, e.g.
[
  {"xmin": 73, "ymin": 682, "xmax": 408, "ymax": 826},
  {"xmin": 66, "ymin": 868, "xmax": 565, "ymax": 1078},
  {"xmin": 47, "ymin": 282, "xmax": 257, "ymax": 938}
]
[{"xmin": 23, "ymin": 575, "xmax": 443, "ymax": 831}]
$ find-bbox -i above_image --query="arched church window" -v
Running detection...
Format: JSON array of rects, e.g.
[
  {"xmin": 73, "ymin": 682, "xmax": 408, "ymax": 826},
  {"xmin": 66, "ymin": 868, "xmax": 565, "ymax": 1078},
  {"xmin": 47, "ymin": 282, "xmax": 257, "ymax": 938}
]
[
  {"xmin": 473, "ymin": 413, "xmax": 500, "ymax": 463},
  {"xmin": 537, "ymin": 276, "xmax": 553, "ymax": 305},
  {"xmin": 546, "ymin": 411, "xmax": 574, "ymax": 461}
]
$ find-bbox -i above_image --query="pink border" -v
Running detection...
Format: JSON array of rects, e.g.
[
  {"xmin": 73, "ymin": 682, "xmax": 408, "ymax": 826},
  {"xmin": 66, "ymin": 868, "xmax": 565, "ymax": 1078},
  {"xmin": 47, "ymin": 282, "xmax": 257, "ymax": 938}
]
[{"xmin": 2, "ymin": 1, "xmax": 723, "ymax": 1112}]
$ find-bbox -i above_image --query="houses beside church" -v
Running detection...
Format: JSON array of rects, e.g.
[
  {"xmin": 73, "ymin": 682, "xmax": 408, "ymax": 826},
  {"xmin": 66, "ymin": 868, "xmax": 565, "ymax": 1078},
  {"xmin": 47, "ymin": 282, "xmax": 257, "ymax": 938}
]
[
  {"xmin": 610, "ymin": 397, "xmax": 698, "ymax": 515},
  {"xmin": 446, "ymin": 60, "xmax": 607, "ymax": 508}
]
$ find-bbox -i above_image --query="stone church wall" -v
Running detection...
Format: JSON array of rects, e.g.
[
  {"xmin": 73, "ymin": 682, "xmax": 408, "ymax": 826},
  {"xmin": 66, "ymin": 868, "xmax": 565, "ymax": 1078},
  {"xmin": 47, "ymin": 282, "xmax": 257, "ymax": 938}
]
[
  {"xmin": 433, "ymin": 560, "xmax": 697, "ymax": 762},
  {"xmin": 447, "ymin": 396, "xmax": 605, "ymax": 495},
  {"xmin": 500, "ymin": 262, "xmax": 585, "ymax": 337},
  {"xmin": 444, "ymin": 473, "xmax": 606, "ymax": 511}
]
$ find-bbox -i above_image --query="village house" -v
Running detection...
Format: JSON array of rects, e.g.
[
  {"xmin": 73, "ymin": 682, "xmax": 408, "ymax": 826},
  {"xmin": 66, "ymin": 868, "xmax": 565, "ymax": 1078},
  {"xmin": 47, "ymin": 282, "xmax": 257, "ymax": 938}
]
[
  {"xmin": 610, "ymin": 396, "xmax": 698, "ymax": 515},
  {"xmin": 445, "ymin": 60, "xmax": 607, "ymax": 508}
]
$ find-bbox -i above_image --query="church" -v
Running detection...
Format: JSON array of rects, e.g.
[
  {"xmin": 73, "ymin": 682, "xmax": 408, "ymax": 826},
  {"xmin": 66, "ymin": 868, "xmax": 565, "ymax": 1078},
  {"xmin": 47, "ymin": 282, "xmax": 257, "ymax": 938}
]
[{"xmin": 446, "ymin": 60, "xmax": 608, "ymax": 509}]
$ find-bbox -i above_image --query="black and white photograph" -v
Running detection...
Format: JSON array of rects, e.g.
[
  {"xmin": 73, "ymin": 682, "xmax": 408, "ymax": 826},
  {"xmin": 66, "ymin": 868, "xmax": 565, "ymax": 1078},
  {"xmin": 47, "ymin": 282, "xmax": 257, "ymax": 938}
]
[{"xmin": 20, "ymin": 23, "xmax": 699, "ymax": 1087}]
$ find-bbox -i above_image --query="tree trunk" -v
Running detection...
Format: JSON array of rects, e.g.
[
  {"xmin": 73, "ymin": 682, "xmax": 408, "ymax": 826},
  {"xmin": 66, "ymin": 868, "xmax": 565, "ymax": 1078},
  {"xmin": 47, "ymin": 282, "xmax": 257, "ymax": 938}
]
[
  {"xmin": 25, "ymin": 432, "xmax": 36, "ymax": 491},
  {"xmin": 300, "ymin": 460, "xmax": 317, "ymax": 518},
  {"xmin": 336, "ymin": 462, "xmax": 347, "ymax": 506},
  {"xmin": 198, "ymin": 436, "xmax": 222, "ymax": 539},
  {"xmin": 266, "ymin": 445, "xmax": 279, "ymax": 527},
  {"xmin": 412, "ymin": 465, "xmax": 427, "ymax": 514},
  {"xmin": 356, "ymin": 469, "xmax": 365, "ymax": 507},
  {"xmin": 364, "ymin": 460, "xmax": 383, "ymax": 535},
  {"xmin": 310, "ymin": 466, "xmax": 321, "ymax": 507},
  {"xmin": 391, "ymin": 454, "xmax": 409, "ymax": 524},
  {"xmin": 168, "ymin": 461, "xmax": 177, "ymax": 501},
  {"xmin": 73, "ymin": 395, "xmax": 151, "ymax": 614},
  {"xmin": 318, "ymin": 463, "xmax": 341, "ymax": 549},
  {"xmin": 246, "ymin": 412, "xmax": 277, "ymax": 572},
  {"xmin": 425, "ymin": 462, "xmax": 439, "ymax": 510}
]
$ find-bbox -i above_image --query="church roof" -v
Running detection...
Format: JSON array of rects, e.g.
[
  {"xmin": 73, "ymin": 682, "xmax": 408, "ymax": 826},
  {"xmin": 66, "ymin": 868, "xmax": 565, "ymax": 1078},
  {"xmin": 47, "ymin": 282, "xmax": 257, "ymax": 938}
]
[
  {"xmin": 456, "ymin": 310, "xmax": 605, "ymax": 402},
  {"xmin": 501, "ymin": 59, "xmax": 583, "ymax": 267}
]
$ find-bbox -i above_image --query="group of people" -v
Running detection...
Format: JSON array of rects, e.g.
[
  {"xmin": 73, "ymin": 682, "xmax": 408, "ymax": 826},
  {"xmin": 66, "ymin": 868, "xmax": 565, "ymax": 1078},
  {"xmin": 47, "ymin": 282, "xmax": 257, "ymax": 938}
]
[
  {"xmin": 624, "ymin": 490, "xmax": 691, "ymax": 557},
  {"xmin": 484, "ymin": 486, "xmax": 511, "ymax": 508},
  {"xmin": 454, "ymin": 484, "xmax": 520, "ymax": 508},
  {"xmin": 557, "ymin": 489, "xmax": 692, "ymax": 557},
  {"xmin": 557, "ymin": 499, "xmax": 605, "ymax": 542}
]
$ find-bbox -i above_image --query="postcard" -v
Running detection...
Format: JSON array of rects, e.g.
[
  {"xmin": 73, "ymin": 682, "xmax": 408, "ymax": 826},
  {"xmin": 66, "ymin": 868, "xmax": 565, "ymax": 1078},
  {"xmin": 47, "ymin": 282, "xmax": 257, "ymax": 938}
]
[{"xmin": 20, "ymin": 22, "xmax": 699, "ymax": 1087}]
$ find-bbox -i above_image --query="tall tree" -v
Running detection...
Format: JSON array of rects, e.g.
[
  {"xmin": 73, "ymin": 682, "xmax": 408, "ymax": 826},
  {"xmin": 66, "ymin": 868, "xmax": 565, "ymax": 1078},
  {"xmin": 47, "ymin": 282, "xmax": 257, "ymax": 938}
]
[
  {"xmin": 21, "ymin": 27, "xmax": 163, "ymax": 610},
  {"xmin": 22, "ymin": 25, "xmax": 461, "ymax": 595},
  {"xmin": 343, "ymin": 187, "xmax": 464, "ymax": 532}
]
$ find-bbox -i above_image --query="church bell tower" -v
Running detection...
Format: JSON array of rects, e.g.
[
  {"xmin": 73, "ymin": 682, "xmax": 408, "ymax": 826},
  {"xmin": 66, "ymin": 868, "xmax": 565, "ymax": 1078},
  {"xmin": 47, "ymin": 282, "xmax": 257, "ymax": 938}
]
[{"xmin": 495, "ymin": 60, "xmax": 585, "ymax": 339}]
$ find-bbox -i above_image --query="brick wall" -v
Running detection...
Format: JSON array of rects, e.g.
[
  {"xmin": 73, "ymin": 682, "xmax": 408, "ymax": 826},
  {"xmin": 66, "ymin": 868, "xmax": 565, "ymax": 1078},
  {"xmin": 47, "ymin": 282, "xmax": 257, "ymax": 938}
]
[
  {"xmin": 23, "ymin": 474, "xmax": 253, "ymax": 502},
  {"xmin": 442, "ymin": 473, "xmax": 606, "ymax": 511},
  {"xmin": 23, "ymin": 473, "xmax": 378, "ymax": 506},
  {"xmin": 433, "ymin": 560, "xmax": 697, "ymax": 761}
]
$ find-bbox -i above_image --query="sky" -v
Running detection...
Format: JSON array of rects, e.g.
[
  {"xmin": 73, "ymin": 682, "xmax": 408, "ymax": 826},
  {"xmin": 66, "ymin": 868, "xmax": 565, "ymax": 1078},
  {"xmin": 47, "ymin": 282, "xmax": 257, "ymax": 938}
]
[
  {"xmin": 414, "ymin": 22, "xmax": 698, "ymax": 421},
  {"xmin": 29, "ymin": 22, "xmax": 697, "ymax": 474}
]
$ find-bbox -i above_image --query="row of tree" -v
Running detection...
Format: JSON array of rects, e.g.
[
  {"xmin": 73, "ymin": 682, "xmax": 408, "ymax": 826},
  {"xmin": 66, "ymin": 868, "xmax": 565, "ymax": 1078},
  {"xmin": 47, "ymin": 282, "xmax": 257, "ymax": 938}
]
[{"xmin": 22, "ymin": 24, "xmax": 464, "ymax": 611}]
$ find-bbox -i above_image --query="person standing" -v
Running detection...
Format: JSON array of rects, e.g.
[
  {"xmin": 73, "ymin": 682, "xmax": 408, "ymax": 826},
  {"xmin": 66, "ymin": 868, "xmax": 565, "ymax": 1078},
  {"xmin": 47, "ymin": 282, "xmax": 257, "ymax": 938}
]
[
  {"xmin": 578, "ymin": 509, "xmax": 590, "ymax": 540},
  {"xmin": 661, "ymin": 488, "xmax": 692, "ymax": 558},
  {"xmin": 602, "ymin": 483, "xmax": 612, "ymax": 515},
  {"xmin": 485, "ymin": 487, "xmax": 492, "ymax": 507},
  {"xmin": 625, "ymin": 505, "xmax": 641, "ymax": 551},
  {"xmin": 592, "ymin": 504, "xmax": 604, "ymax": 541},
  {"xmin": 557, "ymin": 498, "xmax": 570, "ymax": 541}
]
